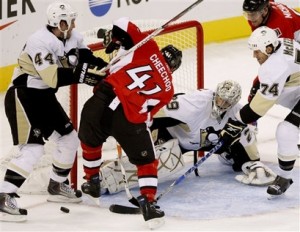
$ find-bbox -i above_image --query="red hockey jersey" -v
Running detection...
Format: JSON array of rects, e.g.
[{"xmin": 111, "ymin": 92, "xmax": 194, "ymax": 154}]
[
  {"xmin": 248, "ymin": 2, "xmax": 300, "ymax": 40},
  {"xmin": 105, "ymin": 18, "xmax": 174, "ymax": 124}
]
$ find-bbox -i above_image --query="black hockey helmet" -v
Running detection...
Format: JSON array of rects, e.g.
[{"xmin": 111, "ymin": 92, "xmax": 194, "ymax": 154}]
[
  {"xmin": 161, "ymin": 45, "xmax": 182, "ymax": 73},
  {"xmin": 243, "ymin": 0, "xmax": 269, "ymax": 12}
]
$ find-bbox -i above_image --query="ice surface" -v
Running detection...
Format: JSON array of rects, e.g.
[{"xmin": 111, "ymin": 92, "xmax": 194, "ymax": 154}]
[{"xmin": 0, "ymin": 38, "xmax": 299, "ymax": 231}]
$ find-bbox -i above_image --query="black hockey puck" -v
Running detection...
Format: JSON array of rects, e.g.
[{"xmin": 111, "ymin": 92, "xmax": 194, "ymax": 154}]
[
  {"xmin": 75, "ymin": 190, "xmax": 82, "ymax": 198},
  {"xmin": 60, "ymin": 206, "xmax": 70, "ymax": 213}
]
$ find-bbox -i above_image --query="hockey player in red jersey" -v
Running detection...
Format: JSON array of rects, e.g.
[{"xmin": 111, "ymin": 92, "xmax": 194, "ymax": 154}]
[
  {"xmin": 242, "ymin": 0, "xmax": 300, "ymax": 102},
  {"xmin": 78, "ymin": 17, "xmax": 182, "ymax": 229},
  {"xmin": 220, "ymin": 26, "xmax": 300, "ymax": 197}
]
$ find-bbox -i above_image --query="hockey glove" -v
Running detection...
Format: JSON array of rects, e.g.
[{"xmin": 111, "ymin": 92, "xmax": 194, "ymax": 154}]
[
  {"xmin": 97, "ymin": 29, "xmax": 112, "ymax": 46},
  {"xmin": 66, "ymin": 48, "xmax": 79, "ymax": 66},
  {"xmin": 220, "ymin": 118, "xmax": 246, "ymax": 147},
  {"xmin": 200, "ymin": 126, "xmax": 220, "ymax": 147},
  {"xmin": 66, "ymin": 48, "xmax": 108, "ymax": 68},
  {"xmin": 74, "ymin": 63, "xmax": 107, "ymax": 86}
]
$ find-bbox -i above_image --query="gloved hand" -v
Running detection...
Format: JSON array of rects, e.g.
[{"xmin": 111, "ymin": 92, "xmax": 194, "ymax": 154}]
[
  {"xmin": 103, "ymin": 30, "xmax": 113, "ymax": 48},
  {"xmin": 66, "ymin": 48, "xmax": 79, "ymax": 66},
  {"xmin": 220, "ymin": 118, "xmax": 246, "ymax": 146},
  {"xmin": 97, "ymin": 28, "xmax": 120, "ymax": 54},
  {"xmin": 67, "ymin": 48, "xmax": 100, "ymax": 66},
  {"xmin": 200, "ymin": 126, "xmax": 220, "ymax": 147},
  {"xmin": 74, "ymin": 63, "xmax": 107, "ymax": 86},
  {"xmin": 97, "ymin": 28, "xmax": 112, "ymax": 46}
]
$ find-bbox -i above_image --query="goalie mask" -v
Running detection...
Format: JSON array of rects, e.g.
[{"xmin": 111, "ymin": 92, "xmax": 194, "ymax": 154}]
[
  {"xmin": 161, "ymin": 45, "xmax": 182, "ymax": 73},
  {"xmin": 248, "ymin": 26, "xmax": 279, "ymax": 56},
  {"xmin": 46, "ymin": 2, "xmax": 77, "ymax": 39},
  {"xmin": 211, "ymin": 80, "xmax": 242, "ymax": 119}
]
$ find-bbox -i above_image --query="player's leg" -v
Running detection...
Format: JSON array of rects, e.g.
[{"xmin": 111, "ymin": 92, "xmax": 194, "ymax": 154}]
[
  {"xmin": 0, "ymin": 87, "xmax": 45, "ymax": 221},
  {"xmin": 78, "ymin": 91, "xmax": 112, "ymax": 198},
  {"xmin": 29, "ymin": 89, "xmax": 81, "ymax": 203},
  {"xmin": 267, "ymin": 100, "xmax": 300, "ymax": 196},
  {"xmin": 112, "ymin": 107, "xmax": 164, "ymax": 228},
  {"xmin": 100, "ymin": 138, "xmax": 184, "ymax": 194}
]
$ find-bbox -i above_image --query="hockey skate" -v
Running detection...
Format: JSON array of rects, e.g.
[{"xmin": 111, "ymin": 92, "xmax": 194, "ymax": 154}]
[
  {"xmin": 47, "ymin": 179, "xmax": 82, "ymax": 203},
  {"xmin": 137, "ymin": 195, "xmax": 165, "ymax": 230},
  {"xmin": 0, "ymin": 193, "xmax": 27, "ymax": 222},
  {"xmin": 81, "ymin": 174, "xmax": 101, "ymax": 198},
  {"xmin": 267, "ymin": 175, "xmax": 293, "ymax": 198}
]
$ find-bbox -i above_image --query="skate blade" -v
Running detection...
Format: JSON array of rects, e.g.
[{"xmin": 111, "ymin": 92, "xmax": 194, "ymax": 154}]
[
  {"xmin": 47, "ymin": 195, "xmax": 82, "ymax": 203},
  {"xmin": 147, "ymin": 217, "xmax": 165, "ymax": 230},
  {"xmin": 0, "ymin": 212, "xmax": 27, "ymax": 222},
  {"xmin": 267, "ymin": 192, "xmax": 285, "ymax": 200}
]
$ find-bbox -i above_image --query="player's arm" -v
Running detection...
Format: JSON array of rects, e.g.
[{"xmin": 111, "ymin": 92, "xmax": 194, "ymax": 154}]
[
  {"xmin": 33, "ymin": 62, "xmax": 106, "ymax": 88},
  {"xmin": 67, "ymin": 30, "xmax": 108, "ymax": 68},
  {"xmin": 66, "ymin": 48, "xmax": 108, "ymax": 68},
  {"xmin": 151, "ymin": 117, "xmax": 184, "ymax": 130}
]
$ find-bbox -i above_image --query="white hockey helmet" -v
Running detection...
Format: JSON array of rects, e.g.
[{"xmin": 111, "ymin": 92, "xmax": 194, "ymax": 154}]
[
  {"xmin": 47, "ymin": 2, "xmax": 77, "ymax": 29},
  {"xmin": 248, "ymin": 26, "xmax": 279, "ymax": 55},
  {"xmin": 211, "ymin": 80, "xmax": 242, "ymax": 119}
]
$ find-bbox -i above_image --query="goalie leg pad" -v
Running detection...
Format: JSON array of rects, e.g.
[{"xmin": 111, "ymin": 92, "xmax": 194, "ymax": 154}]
[
  {"xmin": 235, "ymin": 161, "xmax": 277, "ymax": 186},
  {"xmin": 100, "ymin": 139, "xmax": 185, "ymax": 194}
]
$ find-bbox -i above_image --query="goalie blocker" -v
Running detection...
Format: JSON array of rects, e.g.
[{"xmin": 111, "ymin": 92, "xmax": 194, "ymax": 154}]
[{"xmin": 100, "ymin": 139, "xmax": 184, "ymax": 194}]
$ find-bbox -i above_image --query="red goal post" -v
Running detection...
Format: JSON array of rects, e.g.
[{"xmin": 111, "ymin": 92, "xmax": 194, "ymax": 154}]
[{"xmin": 69, "ymin": 20, "xmax": 204, "ymax": 189}]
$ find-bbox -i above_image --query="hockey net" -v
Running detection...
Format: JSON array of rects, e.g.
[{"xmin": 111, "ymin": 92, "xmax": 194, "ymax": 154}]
[{"xmin": 0, "ymin": 20, "xmax": 203, "ymax": 194}]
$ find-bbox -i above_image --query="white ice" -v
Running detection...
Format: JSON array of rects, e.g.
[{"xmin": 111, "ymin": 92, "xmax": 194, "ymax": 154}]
[{"xmin": 0, "ymin": 38, "xmax": 299, "ymax": 231}]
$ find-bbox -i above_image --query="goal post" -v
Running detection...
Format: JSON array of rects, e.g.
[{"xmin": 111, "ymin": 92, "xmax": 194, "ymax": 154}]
[{"xmin": 69, "ymin": 20, "xmax": 204, "ymax": 190}]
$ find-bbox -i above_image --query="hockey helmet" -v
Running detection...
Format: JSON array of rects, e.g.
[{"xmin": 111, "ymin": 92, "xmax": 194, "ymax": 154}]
[
  {"xmin": 211, "ymin": 80, "xmax": 242, "ymax": 119},
  {"xmin": 47, "ymin": 2, "xmax": 77, "ymax": 29},
  {"xmin": 243, "ymin": 0, "xmax": 269, "ymax": 12},
  {"xmin": 248, "ymin": 26, "xmax": 279, "ymax": 55},
  {"xmin": 161, "ymin": 45, "xmax": 182, "ymax": 73}
]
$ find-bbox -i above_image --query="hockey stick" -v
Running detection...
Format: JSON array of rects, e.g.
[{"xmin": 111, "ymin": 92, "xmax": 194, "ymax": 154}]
[
  {"xmin": 193, "ymin": 150, "xmax": 200, "ymax": 176},
  {"xmin": 100, "ymin": 0, "xmax": 203, "ymax": 72},
  {"xmin": 156, "ymin": 141, "xmax": 223, "ymax": 201},
  {"xmin": 109, "ymin": 144, "xmax": 141, "ymax": 214},
  {"xmin": 110, "ymin": 141, "xmax": 224, "ymax": 214}
]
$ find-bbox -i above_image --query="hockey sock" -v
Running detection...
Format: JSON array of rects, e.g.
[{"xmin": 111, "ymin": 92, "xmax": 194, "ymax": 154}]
[
  {"xmin": 137, "ymin": 159, "xmax": 159, "ymax": 202},
  {"xmin": 81, "ymin": 142, "xmax": 102, "ymax": 180}
]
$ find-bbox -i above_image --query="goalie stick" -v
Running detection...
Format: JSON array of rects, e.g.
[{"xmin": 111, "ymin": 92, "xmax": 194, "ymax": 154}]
[
  {"xmin": 109, "ymin": 141, "xmax": 224, "ymax": 214},
  {"xmin": 100, "ymin": 0, "xmax": 203, "ymax": 73}
]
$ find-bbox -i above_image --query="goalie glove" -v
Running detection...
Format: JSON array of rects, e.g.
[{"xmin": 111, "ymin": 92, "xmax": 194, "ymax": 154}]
[
  {"xmin": 200, "ymin": 126, "xmax": 220, "ymax": 147},
  {"xmin": 220, "ymin": 118, "xmax": 246, "ymax": 146},
  {"xmin": 74, "ymin": 63, "xmax": 107, "ymax": 86},
  {"xmin": 235, "ymin": 161, "xmax": 277, "ymax": 186}
]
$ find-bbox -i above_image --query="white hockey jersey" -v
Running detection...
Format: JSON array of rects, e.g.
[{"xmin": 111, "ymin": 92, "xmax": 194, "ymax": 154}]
[
  {"xmin": 248, "ymin": 38, "xmax": 300, "ymax": 118},
  {"xmin": 160, "ymin": 89, "xmax": 242, "ymax": 151},
  {"xmin": 12, "ymin": 26, "xmax": 87, "ymax": 89}
]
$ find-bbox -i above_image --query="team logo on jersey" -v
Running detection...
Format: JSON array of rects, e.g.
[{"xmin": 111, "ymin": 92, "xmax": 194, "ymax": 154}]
[
  {"xmin": 33, "ymin": 128, "xmax": 41, "ymax": 138},
  {"xmin": 88, "ymin": 0, "xmax": 113, "ymax": 17}
]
